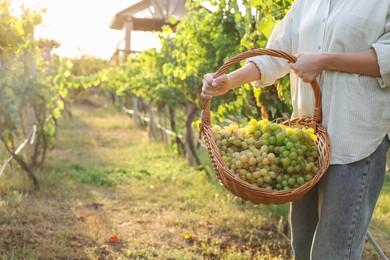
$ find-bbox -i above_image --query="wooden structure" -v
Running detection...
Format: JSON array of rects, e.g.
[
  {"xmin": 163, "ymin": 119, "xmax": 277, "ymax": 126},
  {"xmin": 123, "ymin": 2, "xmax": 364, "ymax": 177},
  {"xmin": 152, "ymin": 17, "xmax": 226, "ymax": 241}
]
[{"xmin": 109, "ymin": 0, "xmax": 188, "ymax": 61}]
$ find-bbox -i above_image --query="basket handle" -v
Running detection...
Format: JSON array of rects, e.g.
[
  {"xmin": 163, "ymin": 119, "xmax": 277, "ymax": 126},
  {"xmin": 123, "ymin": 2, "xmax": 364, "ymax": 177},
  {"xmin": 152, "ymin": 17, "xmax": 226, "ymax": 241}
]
[{"xmin": 201, "ymin": 48, "xmax": 323, "ymax": 127}]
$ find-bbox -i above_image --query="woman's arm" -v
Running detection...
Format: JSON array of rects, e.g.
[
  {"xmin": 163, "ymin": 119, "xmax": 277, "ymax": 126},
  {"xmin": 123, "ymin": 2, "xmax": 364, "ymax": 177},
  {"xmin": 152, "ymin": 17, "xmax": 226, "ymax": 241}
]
[
  {"xmin": 201, "ymin": 62, "xmax": 261, "ymax": 99},
  {"xmin": 290, "ymin": 48, "xmax": 380, "ymax": 83}
]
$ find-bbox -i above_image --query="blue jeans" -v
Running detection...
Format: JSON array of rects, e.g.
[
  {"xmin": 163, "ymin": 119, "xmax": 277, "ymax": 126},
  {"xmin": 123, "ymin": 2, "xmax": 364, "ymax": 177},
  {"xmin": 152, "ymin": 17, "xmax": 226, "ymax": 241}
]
[{"xmin": 290, "ymin": 136, "xmax": 390, "ymax": 260}]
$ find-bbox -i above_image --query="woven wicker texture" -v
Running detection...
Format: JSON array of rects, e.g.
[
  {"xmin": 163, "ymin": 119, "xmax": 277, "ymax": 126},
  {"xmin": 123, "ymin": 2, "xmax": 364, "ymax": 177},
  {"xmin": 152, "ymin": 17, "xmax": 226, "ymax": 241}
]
[{"xmin": 200, "ymin": 48, "xmax": 331, "ymax": 205}]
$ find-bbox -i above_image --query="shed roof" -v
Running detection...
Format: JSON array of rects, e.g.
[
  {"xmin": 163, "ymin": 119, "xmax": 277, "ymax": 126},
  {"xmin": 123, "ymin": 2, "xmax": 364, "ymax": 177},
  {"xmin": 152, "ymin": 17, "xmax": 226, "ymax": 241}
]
[{"xmin": 109, "ymin": 0, "xmax": 188, "ymax": 31}]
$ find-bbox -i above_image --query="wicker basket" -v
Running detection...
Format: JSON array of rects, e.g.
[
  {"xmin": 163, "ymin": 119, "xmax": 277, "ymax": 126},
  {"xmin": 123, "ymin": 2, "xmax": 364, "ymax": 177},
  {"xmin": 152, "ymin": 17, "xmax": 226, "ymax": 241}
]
[{"xmin": 200, "ymin": 48, "xmax": 331, "ymax": 205}]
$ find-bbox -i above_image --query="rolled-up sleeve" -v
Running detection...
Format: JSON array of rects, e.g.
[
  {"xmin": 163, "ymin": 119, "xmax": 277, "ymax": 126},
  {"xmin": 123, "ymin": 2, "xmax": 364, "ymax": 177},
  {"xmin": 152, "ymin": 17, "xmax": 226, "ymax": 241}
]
[
  {"xmin": 372, "ymin": 8, "xmax": 390, "ymax": 88},
  {"xmin": 247, "ymin": 1, "xmax": 299, "ymax": 87}
]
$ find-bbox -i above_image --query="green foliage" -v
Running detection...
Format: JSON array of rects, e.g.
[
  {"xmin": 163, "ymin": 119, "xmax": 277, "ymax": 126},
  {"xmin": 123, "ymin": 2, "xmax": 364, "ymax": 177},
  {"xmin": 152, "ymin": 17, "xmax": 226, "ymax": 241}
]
[
  {"xmin": 0, "ymin": 1, "xmax": 43, "ymax": 146},
  {"xmin": 167, "ymin": 0, "xmax": 245, "ymax": 106},
  {"xmin": 66, "ymin": 164, "xmax": 112, "ymax": 186},
  {"xmin": 244, "ymin": 0, "xmax": 294, "ymax": 118},
  {"xmin": 70, "ymin": 55, "xmax": 108, "ymax": 76},
  {"xmin": 0, "ymin": 1, "xmax": 104, "ymax": 175},
  {"xmin": 242, "ymin": 0, "xmax": 293, "ymax": 49}
]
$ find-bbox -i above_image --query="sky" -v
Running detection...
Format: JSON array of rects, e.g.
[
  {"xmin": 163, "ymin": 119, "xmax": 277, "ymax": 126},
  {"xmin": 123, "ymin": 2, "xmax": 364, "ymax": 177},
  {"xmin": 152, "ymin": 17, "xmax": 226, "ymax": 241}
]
[{"xmin": 11, "ymin": 0, "xmax": 161, "ymax": 60}]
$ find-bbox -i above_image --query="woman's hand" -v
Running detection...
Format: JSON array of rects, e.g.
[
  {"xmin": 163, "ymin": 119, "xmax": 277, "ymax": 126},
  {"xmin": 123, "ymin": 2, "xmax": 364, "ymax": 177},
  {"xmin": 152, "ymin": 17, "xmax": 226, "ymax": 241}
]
[
  {"xmin": 201, "ymin": 73, "xmax": 232, "ymax": 99},
  {"xmin": 200, "ymin": 62, "xmax": 262, "ymax": 99},
  {"xmin": 291, "ymin": 50, "xmax": 380, "ymax": 80},
  {"xmin": 290, "ymin": 53, "xmax": 326, "ymax": 83}
]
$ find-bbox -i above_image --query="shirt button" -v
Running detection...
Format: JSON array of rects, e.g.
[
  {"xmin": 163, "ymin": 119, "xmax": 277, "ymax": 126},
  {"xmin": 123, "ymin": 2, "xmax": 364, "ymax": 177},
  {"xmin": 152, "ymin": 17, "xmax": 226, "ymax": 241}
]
[
  {"xmin": 318, "ymin": 45, "xmax": 321, "ymax": 50},
  {"xmin": 322, "ymin": 18, "xmax": 326, "ymax": 22}
]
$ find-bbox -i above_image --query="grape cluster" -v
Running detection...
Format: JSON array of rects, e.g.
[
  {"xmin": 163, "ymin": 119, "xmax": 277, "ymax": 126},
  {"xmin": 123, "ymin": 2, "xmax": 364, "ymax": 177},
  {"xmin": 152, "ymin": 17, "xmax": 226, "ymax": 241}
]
[{"xmin": 212, "ymin": 119, "xmax": 319, "ymax": 191}]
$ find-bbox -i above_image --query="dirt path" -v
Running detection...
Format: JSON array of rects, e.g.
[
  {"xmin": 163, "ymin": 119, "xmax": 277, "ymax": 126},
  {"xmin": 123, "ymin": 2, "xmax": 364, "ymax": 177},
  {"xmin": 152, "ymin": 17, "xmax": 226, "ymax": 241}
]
[
  {"xmin": 0, "ymin": 99, "xmax": 170, "ymax": 259},
  {"xmin": 0, "ymin": 98, "xmax": 389, "ymax": 259}
]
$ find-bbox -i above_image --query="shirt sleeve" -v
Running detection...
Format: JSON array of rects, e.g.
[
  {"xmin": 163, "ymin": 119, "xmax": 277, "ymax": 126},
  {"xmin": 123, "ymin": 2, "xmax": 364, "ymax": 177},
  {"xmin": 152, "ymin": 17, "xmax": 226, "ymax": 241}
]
[
  {"xmin": 246, "ymin": 0, "xmax": 300, "ymax": 87},
  {"xmin": 372, "ymin": 7, "xmax": 390, "ymax": 88}
]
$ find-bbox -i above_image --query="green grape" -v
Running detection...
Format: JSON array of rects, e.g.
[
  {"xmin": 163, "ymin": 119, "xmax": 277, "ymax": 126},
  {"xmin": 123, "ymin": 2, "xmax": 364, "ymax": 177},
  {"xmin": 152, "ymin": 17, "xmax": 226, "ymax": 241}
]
[
  {"xmin": 276, "ymin": 132, "xmax": 286, "ymax": 143},
  {"xmin": 267, "ymin": 153, "xmax": 276, "ymax": 162},
  {"xmin": 263, "ymin": 124, "xmax": 272, "ymax": 133},
  {"xmin": 235, "ymin": 160, "xmax": 243, "ymax": 169},
  {"xmin": 259, "ymin": 169, "xmax": 268, "ymax": 176},
  {"xmin": 290, "ymin": 160, "xmax": 297, "ymax": 166},
  {"xmin": 269, "ymin": 123, "xmax": 279, "ymax": 131},
  {"xmin": 281, "ymin": 157, "xmax": 291, "ymax": 167},
  {"xmin": 279, "ymin": 145, "xmax": 287, "ymax": 153},
  {"xmin": 296, "ymin": 129, "xmax": 305, "ymax": 140},
  {"xmin": 289, "ymin": 135, "xmax": 298, "ymax": 143},
  {"xmin": 289, "ymin": 151, "xmax": 298, "ymax": 160},
  {"xmin": 256, "ymin": 156, "xmax": 263, "ymax": 163},
  {"xmin": 294, "ymin": 165, "xmax": 302, "ymax": 173},
  {"xmin": 297, "ymin": 176, "xmax": 305, "ymax": 185},
  {"xmin": 240, "ymin": 154, "xmax": 249, "ymax": 163},
  {"xmin": 269, "ymin": 136, "xmax": 277, "ymax": 144},
  {"xmin": 294, "ymin": 142, "xmax": 302, "ymax": 149},
  {"xmin": 254, "ymin": 130, "xmax": 262, "ymax": 138},
  {"xmin": 248, "ymin": 157, "xmax": 257, "ymax": 166},
  {"xmin": 253, "ymin": 171, "xmax": 260, "ymax": 179},
  {"xmin": 304, "ymin": 174, "xmax": 313, "ymax": 182},
  {"xmin": 257, "ymin": 177, "xmax": 264, "ymax": 185},
  {"xmin": 304, "ymin": 163, "xmax": 312, "ymax": 172},
  {"xmin": 253, "ymin": 149, "xmax": 261, "ymax": 157},
  {"xmin": 238, "ymin": 169, "xmax": 247, "ymax": 176},
  {"xmin": 288, "ymin": 177, "xmax": 296, "ymax": 186},
  {"xmin": 260, "ymin": 145, "xmax": 269, "ymax": 153},
  {"xmin": 285, "ymin": 127, "xmax": 295, "ymax": 137},
  {"xmin": 282, "ymin": 150, "xmax": 290, "ymax": 158},
  {"xmin": 287, "ymin": 166, "xmax": 295, "ymax": 174},
  {"xmin": 268, "ymin": 171, "xmax": 277, "ymax": 179},
  {"xmin": 247, "ymin": 137, "xmax": 255, "ymax": 145},
  {"xmin": 262, "ymin": 157, "xmax": 270, "ymax": 165},
  {"xmin": 263, "ymin": 175, "xmax": 271, "ymax": 183},
  {"xmin": 261, "ymin": 132, "xmax": 271, "ymax": 140},
  {"xmin": 286, "ymin": 142, "xmax": 294, "ymax": 150},
  {"xmin": 270, "ymin": 164, "xmax": 279, "ymax": 172}
]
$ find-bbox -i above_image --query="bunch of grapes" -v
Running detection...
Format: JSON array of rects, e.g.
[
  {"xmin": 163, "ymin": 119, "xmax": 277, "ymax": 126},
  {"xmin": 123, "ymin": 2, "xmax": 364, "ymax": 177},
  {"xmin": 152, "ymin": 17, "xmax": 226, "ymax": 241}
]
[{"xmin": 212, "ymin": 118, "xmax": 319, "ymax": 191}]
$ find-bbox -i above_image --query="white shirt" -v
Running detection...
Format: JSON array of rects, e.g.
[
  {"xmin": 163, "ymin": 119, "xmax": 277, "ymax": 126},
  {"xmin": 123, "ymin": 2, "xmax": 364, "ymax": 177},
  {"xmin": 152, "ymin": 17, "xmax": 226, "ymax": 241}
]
[{"xmin": 248, "ymin": 0, "xmax": 390, "ymax": 164}]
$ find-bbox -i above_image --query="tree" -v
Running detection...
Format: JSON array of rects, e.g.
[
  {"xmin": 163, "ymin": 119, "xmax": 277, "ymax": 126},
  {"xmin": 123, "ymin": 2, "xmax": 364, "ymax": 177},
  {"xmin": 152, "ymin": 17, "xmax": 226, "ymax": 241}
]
[{"xmin": 0, "ymin": 0, "xmax": 43, "ymax": 188}]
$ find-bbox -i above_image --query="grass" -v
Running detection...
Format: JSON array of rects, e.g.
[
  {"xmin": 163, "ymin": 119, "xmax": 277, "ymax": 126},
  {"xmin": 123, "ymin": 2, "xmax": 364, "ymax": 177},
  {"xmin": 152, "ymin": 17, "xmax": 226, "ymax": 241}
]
[{"xmin": 0, "ymin": 95, "xmax": 389, "ymax": 259}]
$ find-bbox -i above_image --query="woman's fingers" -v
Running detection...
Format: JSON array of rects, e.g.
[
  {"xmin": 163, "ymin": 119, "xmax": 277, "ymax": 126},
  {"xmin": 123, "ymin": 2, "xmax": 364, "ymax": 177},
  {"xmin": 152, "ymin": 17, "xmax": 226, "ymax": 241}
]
[
  {"xmin": 204, "ymin": 73, "xmax": 214, "ymax": 86},
  {"xmin": 201, "ymin": 74, "xmax": 215, "ymax": 99},
  {"xmin": 290, "ymin": 63, "xmax": 310, "ymax": 82},
  {"xmin": 290, "ymin": 52, "xmax": 324, "ymax": 83},
  {"xmin": 201, "ymin": 73, "xmax": 228, "ymax": 99},
  {"xmin": 201, "ymin": 84, "xmax": 215, "ymax": 99},
  {"xmin": 211, "ymin": 74, "xmax": 226, "ymax": 88}
]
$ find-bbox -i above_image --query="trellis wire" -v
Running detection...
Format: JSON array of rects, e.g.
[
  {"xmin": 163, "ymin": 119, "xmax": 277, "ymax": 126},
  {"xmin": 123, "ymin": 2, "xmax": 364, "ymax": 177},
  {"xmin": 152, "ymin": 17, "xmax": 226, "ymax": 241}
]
[
  {"xmin": 367, "ymin": 230, "xmax": 389, "ymax": 260},
  {"xmin": 0, "ymin": 125, "xmax": 36, "ymax": 177}
]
